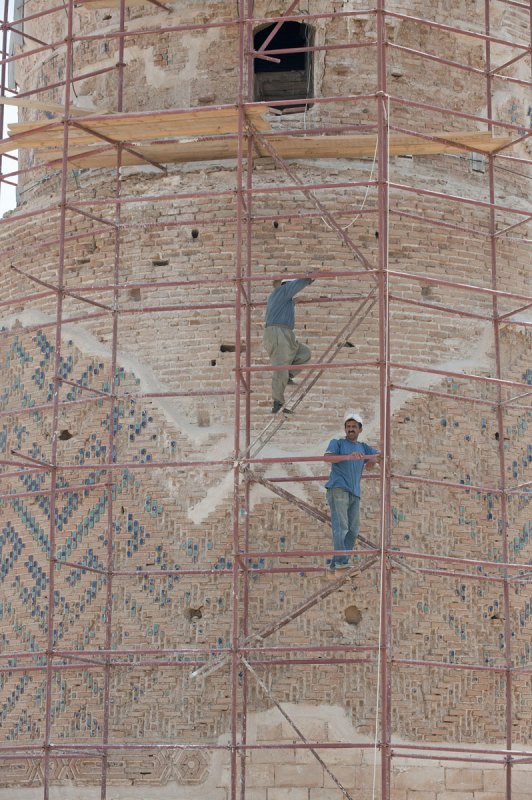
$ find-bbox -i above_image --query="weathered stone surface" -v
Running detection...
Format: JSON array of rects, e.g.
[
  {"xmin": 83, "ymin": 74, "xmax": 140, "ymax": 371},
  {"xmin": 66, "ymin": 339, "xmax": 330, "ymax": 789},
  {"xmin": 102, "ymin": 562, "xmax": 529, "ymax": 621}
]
[{"xmin": 0, "ymin": 0, "xmax": 529, "ymax": 798}]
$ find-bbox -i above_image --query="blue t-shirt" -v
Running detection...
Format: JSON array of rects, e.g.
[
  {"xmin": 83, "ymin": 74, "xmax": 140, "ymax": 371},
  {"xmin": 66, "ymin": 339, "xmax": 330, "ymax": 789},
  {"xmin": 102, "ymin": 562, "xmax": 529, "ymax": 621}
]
[
  {"xmin": 265, "ymin": 278, "xmax": 312, "ymax": 329},
  {"xmin": 325, "ymin": 438, "xmax": 379, "ymax": 498}
]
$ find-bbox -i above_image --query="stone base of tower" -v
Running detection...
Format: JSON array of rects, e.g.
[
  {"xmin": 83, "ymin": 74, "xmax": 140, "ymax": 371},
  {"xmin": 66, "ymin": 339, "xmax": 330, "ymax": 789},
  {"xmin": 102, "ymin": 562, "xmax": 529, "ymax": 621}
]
[{"xmin": 1, "ymin": 705, "xmax": 531, "ymax": 799}]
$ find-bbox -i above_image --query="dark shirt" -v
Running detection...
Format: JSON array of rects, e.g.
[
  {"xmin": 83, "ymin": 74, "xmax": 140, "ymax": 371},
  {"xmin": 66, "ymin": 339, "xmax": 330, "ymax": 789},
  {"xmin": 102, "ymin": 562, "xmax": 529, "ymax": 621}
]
[{"xmin": 265, "ymin": 278, "xmax": 312, "ymax": 329}]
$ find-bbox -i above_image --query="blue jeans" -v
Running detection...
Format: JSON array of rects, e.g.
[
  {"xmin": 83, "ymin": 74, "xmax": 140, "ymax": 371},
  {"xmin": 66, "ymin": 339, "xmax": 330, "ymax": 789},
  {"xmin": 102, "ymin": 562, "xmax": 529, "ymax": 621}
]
[{"xmin": 326, "ymin": 487, "xmax": 360, "ymax": 566}]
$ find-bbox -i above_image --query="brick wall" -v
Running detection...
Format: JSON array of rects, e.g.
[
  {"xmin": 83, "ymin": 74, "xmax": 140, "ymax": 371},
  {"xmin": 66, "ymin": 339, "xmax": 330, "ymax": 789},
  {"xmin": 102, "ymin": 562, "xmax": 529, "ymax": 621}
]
[{"xmin": 0, "ymin": 0, "xmax": 530, "ymax": 795}]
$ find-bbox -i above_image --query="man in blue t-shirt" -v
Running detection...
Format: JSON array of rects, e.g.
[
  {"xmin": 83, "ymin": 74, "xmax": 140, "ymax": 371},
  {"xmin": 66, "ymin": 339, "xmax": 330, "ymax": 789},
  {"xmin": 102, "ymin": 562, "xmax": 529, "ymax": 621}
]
[
  {"xmin": 263, "ymin": 275, "xmax": 315, "ymax": 414},
  {"xmin": 324, "ymin": 410, "xmax": 380, "ymax": 569}
]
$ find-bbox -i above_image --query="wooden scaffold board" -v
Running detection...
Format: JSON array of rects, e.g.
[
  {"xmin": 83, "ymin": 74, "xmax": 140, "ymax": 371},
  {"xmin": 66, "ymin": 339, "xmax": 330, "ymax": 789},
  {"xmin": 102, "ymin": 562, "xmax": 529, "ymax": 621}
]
[{"xmin": 0, "ymin": 103, "xmax": 513, "ymax": 168}]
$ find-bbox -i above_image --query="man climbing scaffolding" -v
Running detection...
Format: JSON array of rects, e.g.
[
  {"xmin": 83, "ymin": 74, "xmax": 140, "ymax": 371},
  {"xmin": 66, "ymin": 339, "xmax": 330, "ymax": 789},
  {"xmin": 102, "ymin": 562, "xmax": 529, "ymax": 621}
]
[{"xmin": 263, "ymin": 272, "xmax": 316, "ymax": 414}]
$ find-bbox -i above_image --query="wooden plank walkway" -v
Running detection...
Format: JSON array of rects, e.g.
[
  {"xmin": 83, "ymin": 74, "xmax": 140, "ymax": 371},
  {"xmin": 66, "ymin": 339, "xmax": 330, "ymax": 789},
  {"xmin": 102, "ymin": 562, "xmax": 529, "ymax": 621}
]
[{"xmin": 0, "ymin": 101, "xmax": 512, "ymax": 167}]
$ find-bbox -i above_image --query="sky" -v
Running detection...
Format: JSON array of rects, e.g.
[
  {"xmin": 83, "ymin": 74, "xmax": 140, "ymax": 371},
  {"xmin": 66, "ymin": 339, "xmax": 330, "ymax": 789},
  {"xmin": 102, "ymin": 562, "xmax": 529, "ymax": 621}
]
[
  {"xmin": 1, "ymin": 101, "xmax": 18, "ymax": 215},
  {"xmin": 1, "ymin": 0, "xmax": 18, "ymax": 216}
]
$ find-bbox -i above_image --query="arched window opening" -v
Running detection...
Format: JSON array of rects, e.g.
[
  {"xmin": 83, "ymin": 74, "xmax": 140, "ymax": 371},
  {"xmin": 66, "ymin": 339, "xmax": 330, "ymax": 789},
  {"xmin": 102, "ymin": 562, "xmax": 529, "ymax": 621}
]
[{"xmin": 253, "ymin": 22, "xmax": 314, "ymax": 113}]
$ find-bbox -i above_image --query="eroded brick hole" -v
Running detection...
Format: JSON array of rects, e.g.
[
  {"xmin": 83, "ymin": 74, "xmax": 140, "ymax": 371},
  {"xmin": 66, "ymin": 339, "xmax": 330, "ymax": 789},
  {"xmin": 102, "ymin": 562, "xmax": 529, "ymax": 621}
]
[
  {"xmin": 344, "ymin": 604, "xmax": 362, "ymax": 625},
  {"xmin": 184, "ymin": 606, "xmax": 203, "ymax": 621}
]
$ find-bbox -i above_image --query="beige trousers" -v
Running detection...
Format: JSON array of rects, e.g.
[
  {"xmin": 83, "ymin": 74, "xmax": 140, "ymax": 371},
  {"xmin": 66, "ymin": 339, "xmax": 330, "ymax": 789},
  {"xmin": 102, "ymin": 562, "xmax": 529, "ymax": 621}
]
[{"xmin": 263, "ymin": 325, "xmax": 311, "ymax": 404}]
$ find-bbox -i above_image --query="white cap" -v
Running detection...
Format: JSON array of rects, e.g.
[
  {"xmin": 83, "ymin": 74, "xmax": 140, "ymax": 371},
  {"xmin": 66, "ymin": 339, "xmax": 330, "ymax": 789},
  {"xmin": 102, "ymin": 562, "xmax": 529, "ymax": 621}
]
[
  {"xmin": 281, "ymin": 278, "xmax": 296, "ymax": 284},
  {"xmin": 344, "ymin": 410, "xmax": 363, "ymax": 426}
]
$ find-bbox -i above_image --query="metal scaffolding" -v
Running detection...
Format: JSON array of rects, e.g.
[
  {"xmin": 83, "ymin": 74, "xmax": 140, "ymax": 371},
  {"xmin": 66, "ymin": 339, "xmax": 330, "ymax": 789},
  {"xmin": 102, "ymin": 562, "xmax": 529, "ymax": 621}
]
[{"xmin": 0, "ymin": 1, "xmax": 531, "ymax": 799}]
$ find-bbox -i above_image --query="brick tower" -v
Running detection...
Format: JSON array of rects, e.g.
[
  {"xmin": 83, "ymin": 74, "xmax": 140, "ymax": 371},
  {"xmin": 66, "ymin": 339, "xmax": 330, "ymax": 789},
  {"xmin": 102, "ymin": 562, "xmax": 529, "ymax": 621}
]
[{"xmin": 0, "ymin": 2, "xmax": 530, "ymax": 799}]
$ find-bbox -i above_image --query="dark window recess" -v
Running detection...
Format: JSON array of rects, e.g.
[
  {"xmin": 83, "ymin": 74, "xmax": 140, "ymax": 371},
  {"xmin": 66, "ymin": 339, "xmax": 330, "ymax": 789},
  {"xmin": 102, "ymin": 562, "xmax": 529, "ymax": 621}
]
[{"xmin": 254, "ymin": 22, "xmax": 314, "ymax": 113}]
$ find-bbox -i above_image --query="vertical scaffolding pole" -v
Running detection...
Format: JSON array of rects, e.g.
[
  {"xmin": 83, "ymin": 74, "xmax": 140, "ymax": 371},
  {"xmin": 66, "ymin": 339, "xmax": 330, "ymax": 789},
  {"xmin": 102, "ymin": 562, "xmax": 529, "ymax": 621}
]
[
  {"xmin": 239, "ymin": 3, "xmax": 256, "ymax": 798},
  {"xmin": 377, "ymin": 1, "xmax": 392, "ymax": 798},
  {"xmin": 484, "ymin": 4, "xmax": 513, "ymax": 799},
  {"xmin": 42, "ymin": 2, "xmax": 76, "ymax": 797},
  {"xmin": 99, "ymin": 1, "xmax": 127, "ymax": 797},
  {"xmin": 231, "ymin": 3, "xmax": 248, "ymax": 798}
]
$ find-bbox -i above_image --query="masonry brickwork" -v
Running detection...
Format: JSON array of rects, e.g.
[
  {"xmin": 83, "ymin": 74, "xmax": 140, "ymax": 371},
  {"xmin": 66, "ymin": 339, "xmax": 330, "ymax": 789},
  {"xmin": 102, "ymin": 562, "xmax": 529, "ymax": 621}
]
[{"xmin": 0, "ymin": 1, "xmax": 530, "ymax": 798}]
